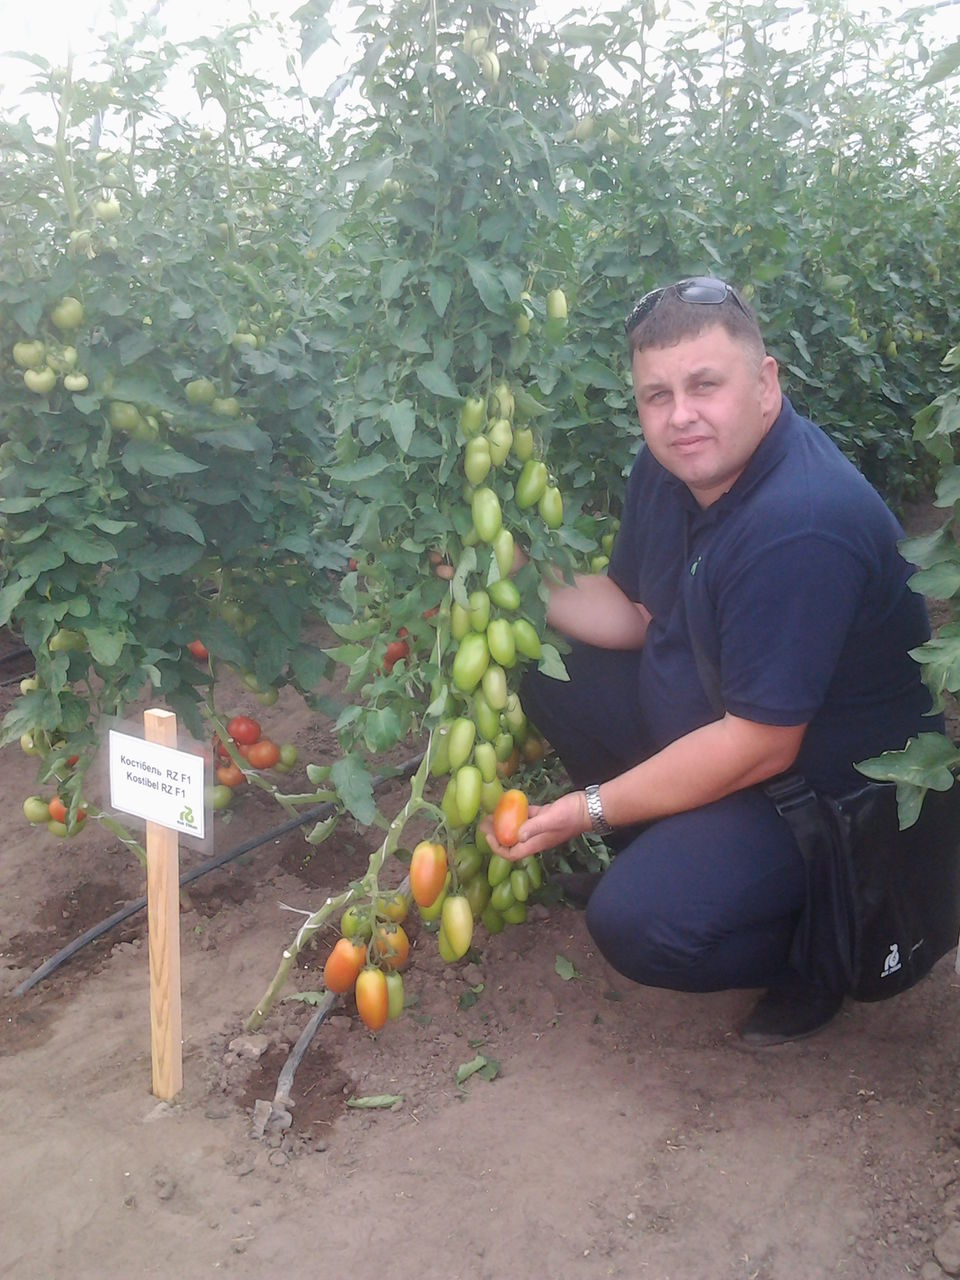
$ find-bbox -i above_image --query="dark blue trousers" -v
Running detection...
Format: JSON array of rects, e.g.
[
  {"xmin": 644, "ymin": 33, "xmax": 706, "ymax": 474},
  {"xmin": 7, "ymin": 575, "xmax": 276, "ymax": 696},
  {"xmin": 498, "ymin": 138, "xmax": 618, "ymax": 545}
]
[{"xmin": 521, "ymin": 643, "xmax": 807, "ymax": 992}]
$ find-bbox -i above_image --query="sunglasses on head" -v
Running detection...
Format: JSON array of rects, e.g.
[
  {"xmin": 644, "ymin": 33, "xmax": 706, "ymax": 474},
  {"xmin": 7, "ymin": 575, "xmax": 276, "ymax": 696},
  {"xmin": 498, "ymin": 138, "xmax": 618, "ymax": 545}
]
[{"xmin": 624, "ymin": 276, "xmax": 749, "ymax": 336}]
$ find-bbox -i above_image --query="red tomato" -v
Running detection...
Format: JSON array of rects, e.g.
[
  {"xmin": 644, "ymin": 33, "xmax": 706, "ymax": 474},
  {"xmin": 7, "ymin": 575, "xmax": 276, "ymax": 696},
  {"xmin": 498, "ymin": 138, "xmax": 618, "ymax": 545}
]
[
  {"xmin": 187, "ymin": 640, "xmax": 209, "ymax": 660},
  {"xmin": 383, "ymin": 639, "xmax": 410, "ymax": 674},
  {"xmin": 409, "ymin": 841, "xmax": 449, "ymax": 908},
  {"xmin": 373, "ymin": 923, "xmax": 410, "ymax": 971},
  {"xmin": 323, "ymin": 937, "xmax": 367, "ymax": 995},
  {"xmin": 213, "ymin": 735, "xmax": 232, "ymax": 762},
  {"xmin": 493, "ymin": 789, "xmax": 529, "ymax": 847},
  {"xmin": 227, "ymin": 715, "xmax": 261, "ymax": 745},
  {"xmin": 48, "ymin": 797, "xmax": 86, "ymax": 825},
  {"xmin": 246, "ymin": 738, "xmax": 281, "ymax": 770},
  {"xmin": 355, "ymin": 967, "xmax": 389, "ymax": 1031}
]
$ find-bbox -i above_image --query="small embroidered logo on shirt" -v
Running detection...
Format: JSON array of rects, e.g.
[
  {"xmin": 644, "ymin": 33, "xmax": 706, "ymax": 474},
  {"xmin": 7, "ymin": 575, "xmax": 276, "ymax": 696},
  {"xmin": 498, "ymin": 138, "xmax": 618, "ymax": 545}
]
[
  {"xmin": 689, "ymin": 555, "xmax": 701, "ymax": 576},
  {"xmin": 881, "ymin": 943, "xmax": 902, "ymax": 978}
]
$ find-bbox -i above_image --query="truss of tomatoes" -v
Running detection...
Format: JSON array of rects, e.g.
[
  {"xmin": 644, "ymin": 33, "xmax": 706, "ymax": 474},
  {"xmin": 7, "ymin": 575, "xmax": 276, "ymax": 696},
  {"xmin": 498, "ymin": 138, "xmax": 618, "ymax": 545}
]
[
  {"xmin": 323, "ymin": 894, "xmax": 412, "ymax": 1030},
  {"xmin": 214, "ymin": 715, "xmax": 299, "ymax": 786}
]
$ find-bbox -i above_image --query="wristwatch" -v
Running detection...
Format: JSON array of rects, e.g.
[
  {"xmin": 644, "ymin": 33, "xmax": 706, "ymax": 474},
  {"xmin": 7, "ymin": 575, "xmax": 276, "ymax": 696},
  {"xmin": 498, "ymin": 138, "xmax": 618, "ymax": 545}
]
[{"xmin": 585, "ymin": 783, "xmax": 614, "ymax": 836}]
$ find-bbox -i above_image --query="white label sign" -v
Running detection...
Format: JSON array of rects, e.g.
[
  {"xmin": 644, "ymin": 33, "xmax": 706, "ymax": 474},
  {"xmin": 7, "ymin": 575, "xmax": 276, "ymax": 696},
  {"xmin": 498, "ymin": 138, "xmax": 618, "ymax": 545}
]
[{"xmin": 108, "ymin": 730, "xmax": 205, "ymax": 839}]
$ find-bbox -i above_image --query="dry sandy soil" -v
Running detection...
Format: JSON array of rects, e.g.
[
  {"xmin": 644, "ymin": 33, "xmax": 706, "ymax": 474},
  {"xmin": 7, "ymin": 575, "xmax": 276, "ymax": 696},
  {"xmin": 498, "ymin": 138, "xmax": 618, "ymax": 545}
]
[{"xmin": 3, "ymin": 510, "xmax": 960, "ymax": 1280}]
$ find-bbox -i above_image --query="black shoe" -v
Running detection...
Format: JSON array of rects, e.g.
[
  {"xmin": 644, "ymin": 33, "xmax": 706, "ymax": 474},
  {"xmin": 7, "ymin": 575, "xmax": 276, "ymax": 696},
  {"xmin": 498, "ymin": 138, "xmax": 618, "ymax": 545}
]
[
  {"xmin": 553, "ymin": 871, "xmax": 603, "ymax": 908},
  {"xmin": 740, "ymin": 985, "xmax": 844, "ymax": 1047}
]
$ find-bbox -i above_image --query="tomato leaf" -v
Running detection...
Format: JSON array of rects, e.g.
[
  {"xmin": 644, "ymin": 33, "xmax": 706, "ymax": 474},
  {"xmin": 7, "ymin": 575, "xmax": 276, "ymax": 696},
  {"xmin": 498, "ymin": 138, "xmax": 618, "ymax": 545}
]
[
  {"xmin": 331, "ymin": 753, "xmax": 376, "ymax": 826},
  {"xmin": 537, "ymin": 644, "xmax": 569, "ymax": 682},
  {"xmin": 382, "ymin": 400, "xmax": 416, "ymax": 453},
  {"xmin": 283, "ymin": 989, "xmax": 329, "ymax": 1005},
  {"xmin": 346, "ymin": 1094, "xmax": 403, "ymax": 1109},
  {"xmin": 455, "ymin": 1053, "xmax": 500, "ymax": 1085},
  {"xmin": 416, "ymin": 363, "xmax": 460, "ymax": 399},
  {"xmin": 555, "ymin": 955, "xmax": 580, "ymax": 981}
]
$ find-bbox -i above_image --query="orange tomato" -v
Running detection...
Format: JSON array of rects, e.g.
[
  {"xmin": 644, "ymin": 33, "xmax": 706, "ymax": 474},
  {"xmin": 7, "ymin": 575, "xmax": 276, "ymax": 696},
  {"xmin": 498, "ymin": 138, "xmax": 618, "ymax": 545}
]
[
  {"xmin": 493, "ymin": 789, "xmax": 529, "ymax": 848},
  {"xmin": 355, "ymin": 967, "xmax": 389, "ymax": 1031},
  {"xmin": 216, "ymin": 762, "xmax": 245, "ymax": 788},
  {"xmin": 409, "ymin": 840, "xmax": 449, "ymax": 908},
  {"xmin": 374, "ymin": 923, "xmax": 410, "ymax": 971},
  {"xmin": 48, "ymin": 797, "xmax": 85, "ymax": 825},
  {"xmin": 323, "ymin": 937, "xmax": 367, "ymax": 995},
  {"xmin": 246, "ymin": 738, "xmax": 281, "ymax": 769}
]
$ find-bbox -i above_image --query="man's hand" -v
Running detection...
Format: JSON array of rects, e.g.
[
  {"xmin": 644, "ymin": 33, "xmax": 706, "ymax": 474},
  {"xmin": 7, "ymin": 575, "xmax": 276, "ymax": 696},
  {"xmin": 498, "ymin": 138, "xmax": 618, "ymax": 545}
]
[{"xmin": 479, "ymin": 791, "xmax": 591, "ymax": 861}]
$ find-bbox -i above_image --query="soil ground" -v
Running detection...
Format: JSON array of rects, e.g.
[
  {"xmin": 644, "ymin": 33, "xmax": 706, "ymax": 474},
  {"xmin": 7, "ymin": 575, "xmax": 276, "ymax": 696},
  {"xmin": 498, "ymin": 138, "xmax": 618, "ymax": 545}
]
[{"xmin": 3, "ymin": 504, "xmax": 960, "ymax": 1280}]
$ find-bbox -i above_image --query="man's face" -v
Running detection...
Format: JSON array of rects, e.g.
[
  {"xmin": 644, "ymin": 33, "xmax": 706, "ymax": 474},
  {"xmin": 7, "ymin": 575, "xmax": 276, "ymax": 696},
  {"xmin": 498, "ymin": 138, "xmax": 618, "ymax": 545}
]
[{"xmin": 630, "ymin": 325, "xmax": 782, "ymax": 508}]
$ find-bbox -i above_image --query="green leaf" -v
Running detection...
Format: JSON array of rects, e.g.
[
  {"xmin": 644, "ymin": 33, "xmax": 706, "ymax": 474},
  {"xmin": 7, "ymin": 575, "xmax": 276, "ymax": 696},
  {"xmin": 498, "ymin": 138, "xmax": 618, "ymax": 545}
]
[
  {"xmin": 455, "ymin": 1053, "xmax": 500, "ymax": 1085},
  {"xmin": 555, "ymin": 955, "xmax": 580, "ymax": 981},
  {"xmin": 919, "ymin": 37, "xmax": 960, "ymax": 86},
  {"xmin": 85, "ymin": 627, "xmax": 126, "ymax": 666},
  {"xmin": 417, "ymin": 363, "xmax": 460, "ymax": 399},
  {"xmin": 305, "ymin": 815, "xmax": 338, "ymax": 845},
  {"xmin": 283, "ymin": 990, "xmax": 331, "ymax": 1005},
  {"xmin": 856, "ymin": 733, "xmax": 960, "ymax": 793},
  {"xmin": 382, "ymin": 400, "xmax": 416, "ymax": 453},
  {"xmin": 329, "ymin": 455, "xmax": 390, "ymax": 482},
  {"xmin": 331, "ymin": 753, "xmax": 377, "ymax": 825},
  {"xmin": 466, "ymin": 258, "xmax": 506, "ymax": 313},
  {"xmin": 54, "ymin": 530, "xmax": 118, "ymax": 566},
  {"xmin": 908, "ymin": 562, "xmax": 960, "ymax": 600},
  {"xmin": 381, "ymin": 259, "xmax": 412, "ymax": 301},
  {"xmin": 538, "ymin": 644, "xmax": 569, "ymax": 681},
  {"xmin": 153, "ymin": 506, "xmax": 206, "ymax": 544},
  {"xmin": 428, "ymin": 275, "xmax": 453, "ymax": 317},
  {"xmin": 346, "ymin": 1094, "xmax": 403, "ymax": 1109},
  {"xmin": 121, "ymin": 441, "xmax": 206, "ymax": 477},
  {"xmin": 0, "ymin": 576, "xmax": 36, "ymax": 627}
]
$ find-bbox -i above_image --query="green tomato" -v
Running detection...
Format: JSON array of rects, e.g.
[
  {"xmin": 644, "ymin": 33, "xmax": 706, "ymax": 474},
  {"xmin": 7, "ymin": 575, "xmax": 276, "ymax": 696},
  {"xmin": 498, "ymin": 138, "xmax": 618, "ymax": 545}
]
[
  {"xmin": 385, "ymin": 971, "xmax": 404, "ymax": 1020},
  {"xmin": 512, "ymin": 618, "xmax": 542, "ymax": 660},
  {"xmin": 490, "ymin": 879, "xmax": 516, "ymax": 913},
  {"xmin": 539, "ymin": 485, "xmax": 564, "ymax": 529},
  {"xmin": 591, "ymin": 554, "xmax": 610, "ymax": 574},
  {"xmin": 488, "ymin": 381, "xmax": 515, "ymax": 422},
  {"xmin": 502, "ymin": 901, "xmax": 528, "ymax": 925},
  {"xmin": 442, "ymin": 779, "xmax": 466, "ymax": 830},
  {"xmin": 212, "ymin": 397, "xmax": 240, "ymax": 418},
  {"xmin": 488, "ymin": 578, "xmax": 520, "ymax": 611},
  {"xmin": 464, "ymin": 436, "xmax": 492, "ymax": 486},
  {"xmin": 472, "ymin": 690, "xmax": 500, "ymax": 742},
  {"xmin": 486, "ymin": 418, "xmax": 513, "ymax": 467},
  {"xmin": 24, "ymin": 367, "xmax": 57, "ymax": 394},
  {"xmin": 516, "ymin": 459, "xmax": 548, "ymax": 510},
  {"xmin": 278, "ymin": 743, "xmax": 299, "ymax": 767},
  {"xmin": 522, "ymin": 856, "xmax": 543, "ymax": 890},
  {"xmin": 460, "ymin": 395, "xmax": 486, "ymax": 437},
  {"xmin": 503, "ymin": 693, "xmax": 527, "ymax": 733},
  {"xmin": 430, "ymin": 721, "xmax": 452, "ymax": 777},
  {"xmin": 601, "ymin": 531, "xmax": 616, "ymax": 555},
  {"xmin": 257, "ymin": 686, "xmax": 280, "ymax": 707},
  {"xmin": 510, "ymin": 868, "xmax": 531, "ymax": 903},
  {"xmin": 486, "ymin": 619, "xmax": 516, "ymax": 668},
  {"xmin": 441, "ymin": 895, "xmax": 474, "ymax": 959},
  {"xmin": 447, "ymin": 718, "xmax": 477, "ymax": 772},
  {"xmin": 546, "ymin": 288, "xmax": 568, "ymax": 321},
  {"xmin": 452, "ymin": 632, "xmax": 490, "ymax": 693},
  {"xmin": 464, "ymin": 875, "xmax": 492, "ymax": 919},
  {"xmin": 23, "ymin": 795, "xmax": 51, "ymax": 824},
  {"xmin": 455, "ymin": 765, "xmax": 483, "ymax": 825},
  {"xmin": 493, "ymin": 529, "xmax": 515, "ymax": 579},
  {"xmin": 13, "ymin": 340, "xmax": 45, "ymax": 369},
  {"xmin": 468, "ymin": 590, "xmax": 492, "ymax": 633},
  {"xmin": 47, "ymin": 819, "xmax": 70, "ymax": 838},
  {"xmin": 472, "ymin": 488, "xmax": 502, "ymax": 544},
  {"xmin": 494, "ymin": 731, "xmax": 515, "ymax": 762},
  {"xmin": 488, "ymin": 853, "xmax": 512, "ymax": 887},
  {"xmin": 209, "ymin": 784, "xmax": 234, "ymax": 812},
  {"xmin": 454, "ymin": 843, "xmax": 484, "ymax": 883},
  {"xmin": 63, "ymin": 373, "xmax": 89, "ymax": 393},
  {"xmin": 419, "ymin": 872, "xmax": 451, "ymax": 921},
  {"xmin": 451, "ymin": 602, "xmax": 472, "ymax": 641},
  {"xmin": 513, "ymin": 427, "xmax": 534, "ymax": 461},
  {"xmin": 185, "ymin": 378, "xmax": 217, "ymax": 406},
  {"xmin": 20, "ymin": 677, "xmax": 39, "ymax": 694},
  {"xmin": 49, "ymin": 628, "xmax": 86, "ymax": 653},
  {"xmin": 481, "ymin": 777, "xmax": 503, "ymax": 814},
  {"xmin": 341, "ymin": 903, "xmax": 374, "ymax": 938},
  {"xmin": 51, "ymin": 296, "xmax": 85, "ymax": 331},
  {"xmin": 481, "ymin": 664, "xmax": 508, "ymax": 711},
  {"xmin": 514, "ymin": 311, "xmax": 530, "ymax": 336},
  {"xmin": 109, "ymin": 401, "xmax": 144, "ymax": 433},
  {"xmin": 21, "ymin": 732, "xmax": 42, "ymax": 757},
  {"xmin": 481, "ymin": 904, "xmax": 506, "ymax": 935}
]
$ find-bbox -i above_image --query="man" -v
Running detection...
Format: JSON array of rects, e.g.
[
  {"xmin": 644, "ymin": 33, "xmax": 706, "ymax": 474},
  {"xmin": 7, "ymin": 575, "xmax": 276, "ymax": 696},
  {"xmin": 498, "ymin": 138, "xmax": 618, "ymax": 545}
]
[{"xmin": 481, "ymin": 277, "xmax": 937, "ymax": 1045}]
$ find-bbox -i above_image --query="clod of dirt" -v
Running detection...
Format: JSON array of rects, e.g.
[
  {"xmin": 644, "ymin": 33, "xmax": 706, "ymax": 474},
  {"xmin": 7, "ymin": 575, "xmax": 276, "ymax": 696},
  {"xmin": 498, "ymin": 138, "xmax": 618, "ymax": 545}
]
[
  {"xmin": 934, "ymin": 1223, "xmax": 960, "ymax": 1276},
  {"xmin": 229, "ymin": 1034, "xmax": 271, "ymax": 1061}
]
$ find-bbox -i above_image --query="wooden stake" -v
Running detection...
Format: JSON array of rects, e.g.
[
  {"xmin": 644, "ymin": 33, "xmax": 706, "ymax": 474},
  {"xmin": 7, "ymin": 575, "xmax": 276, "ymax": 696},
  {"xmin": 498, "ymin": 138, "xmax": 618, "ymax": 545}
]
[{"xmin": 144, "ymin": 708, "xmax": 183, "ymax": 1101}]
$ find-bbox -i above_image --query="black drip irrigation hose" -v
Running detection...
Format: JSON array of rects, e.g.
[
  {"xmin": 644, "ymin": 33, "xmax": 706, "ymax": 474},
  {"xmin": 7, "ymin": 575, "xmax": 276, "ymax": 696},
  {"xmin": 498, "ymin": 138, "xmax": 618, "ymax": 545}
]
[{"xmin": 12, "ymin": 751, "xmax": 424, "ymax": 997}]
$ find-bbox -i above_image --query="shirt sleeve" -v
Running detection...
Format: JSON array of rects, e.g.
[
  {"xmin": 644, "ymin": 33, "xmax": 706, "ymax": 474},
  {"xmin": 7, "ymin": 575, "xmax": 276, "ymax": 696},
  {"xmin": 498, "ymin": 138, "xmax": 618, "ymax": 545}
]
[{"xmin": 714, "ymin": 533, "xmax": 869, "ymax": 725}]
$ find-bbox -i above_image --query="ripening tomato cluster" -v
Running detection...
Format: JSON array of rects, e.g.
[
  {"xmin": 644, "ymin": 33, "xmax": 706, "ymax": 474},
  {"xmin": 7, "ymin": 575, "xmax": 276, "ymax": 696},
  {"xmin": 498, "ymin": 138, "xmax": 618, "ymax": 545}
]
[
  {"xmin": 408, "ymin": 788, "xmax": 541, "ymax": 946},
  {"xmin": 212, "ymin": 714, "xmax": 300, "ymax": 802},
  {"xmin": 323, "ymin": 890, "xmax": 412, "ymax": 1030},
  {"xmin": 22, "ymin": 792, "xmax": 88, "ymax": 837}
]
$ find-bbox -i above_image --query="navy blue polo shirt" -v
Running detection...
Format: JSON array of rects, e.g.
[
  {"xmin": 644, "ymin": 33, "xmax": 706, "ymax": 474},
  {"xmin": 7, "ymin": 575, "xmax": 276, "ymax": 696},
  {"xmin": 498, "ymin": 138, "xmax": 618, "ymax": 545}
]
[{"xmin": 607, "ymin": 396, "xmax": 938, "ymax": 794}]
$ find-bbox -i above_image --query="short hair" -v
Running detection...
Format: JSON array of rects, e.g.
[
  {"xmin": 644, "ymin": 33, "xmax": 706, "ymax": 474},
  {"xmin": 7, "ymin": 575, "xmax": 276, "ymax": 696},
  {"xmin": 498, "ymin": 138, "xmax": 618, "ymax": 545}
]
[{"xmin": 626, "ymin": 285, "xmax": 766, "ymax": 365}]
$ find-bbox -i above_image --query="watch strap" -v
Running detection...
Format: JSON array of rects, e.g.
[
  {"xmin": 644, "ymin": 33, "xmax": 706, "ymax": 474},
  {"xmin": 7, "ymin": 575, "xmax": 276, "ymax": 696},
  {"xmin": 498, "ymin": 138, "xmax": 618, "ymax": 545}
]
[{"xmin": 585, "ymin": 783, "xmax": 613, "ymax": 836}]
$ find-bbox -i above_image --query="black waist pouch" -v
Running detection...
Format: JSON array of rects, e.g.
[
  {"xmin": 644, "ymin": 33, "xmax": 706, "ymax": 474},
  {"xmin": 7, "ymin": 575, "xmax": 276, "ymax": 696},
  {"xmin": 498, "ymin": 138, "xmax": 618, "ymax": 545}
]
[{"xmin": 764, "ymin": 774, "xmax": 960, "ymax": 1000}]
